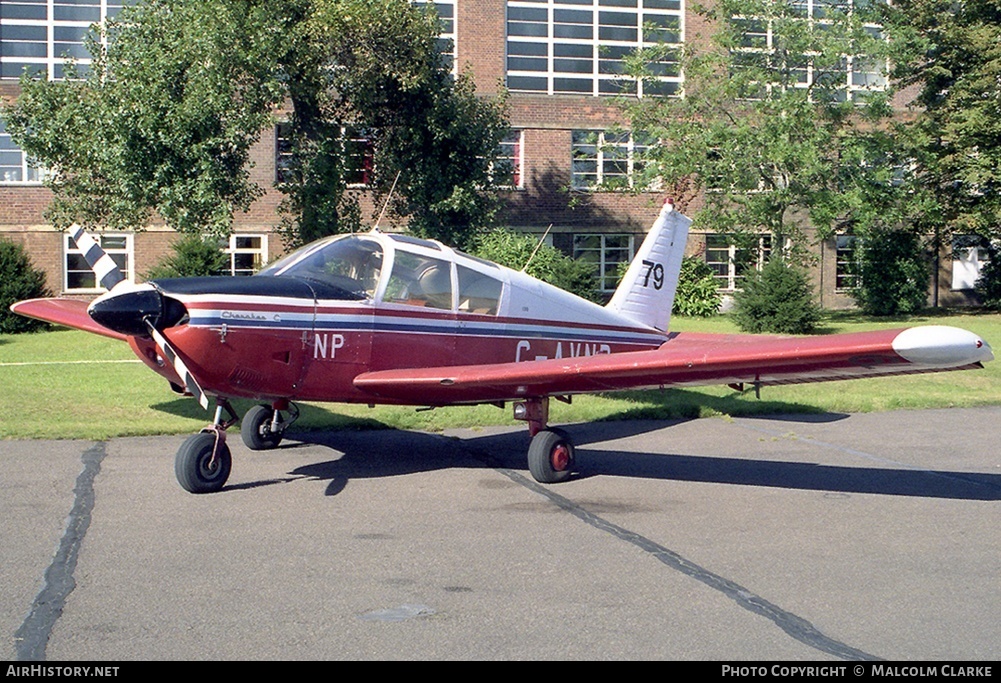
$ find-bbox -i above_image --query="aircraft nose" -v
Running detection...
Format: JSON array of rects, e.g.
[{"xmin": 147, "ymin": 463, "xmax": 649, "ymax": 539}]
[{"xmin": 88, "ymin": 282, "xmax": 165, "ymax": 337}]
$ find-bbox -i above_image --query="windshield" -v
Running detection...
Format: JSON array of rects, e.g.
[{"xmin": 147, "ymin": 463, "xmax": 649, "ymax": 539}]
[{"xmin": 258, "ymin": 235, "xmax": 384, "ymax": 299}]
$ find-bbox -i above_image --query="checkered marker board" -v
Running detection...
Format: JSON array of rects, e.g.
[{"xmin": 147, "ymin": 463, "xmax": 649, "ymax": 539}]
[
  {"xmin": 147, "ymin": 322, "xmax": 210, "ymax": 411},
  {"xmin": 68, "ymin": 224, "xmax": 126, "ymax": 291}
]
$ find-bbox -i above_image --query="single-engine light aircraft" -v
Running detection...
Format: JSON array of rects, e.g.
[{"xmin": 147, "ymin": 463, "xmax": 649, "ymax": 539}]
[{"xmin": 11, "ymin": 200, "xmax": 994, "ymax": 493}]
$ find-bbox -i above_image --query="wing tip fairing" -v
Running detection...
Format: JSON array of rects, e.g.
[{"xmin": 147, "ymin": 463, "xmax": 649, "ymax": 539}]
[{"xmin": 891, "ymin": 325, "xmax": 993, "ymax": 367}]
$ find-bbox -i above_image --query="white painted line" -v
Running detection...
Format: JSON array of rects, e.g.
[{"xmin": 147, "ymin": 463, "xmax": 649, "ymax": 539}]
[{"xmin": 0, "ymin": 360, "xmax": 142, "ymax": 367}]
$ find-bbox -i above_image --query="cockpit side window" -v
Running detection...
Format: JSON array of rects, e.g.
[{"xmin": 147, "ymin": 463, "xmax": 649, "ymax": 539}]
[
  {"xmin": 457, "ymin": 265, "xmax": 503, "ymax": 315},
  {"xmin": 261, "ymin": 235, "xmax": 383, "ymax": 299},
  {"xmin": 384, "ymin": 251, "xmax": 453, "ymax": 310}
]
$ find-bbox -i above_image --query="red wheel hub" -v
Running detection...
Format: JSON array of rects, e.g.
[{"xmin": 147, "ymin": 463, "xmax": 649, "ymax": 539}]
[{"xmin": 551, "ymin": 443, "xmax": 571, "ymax": 472}]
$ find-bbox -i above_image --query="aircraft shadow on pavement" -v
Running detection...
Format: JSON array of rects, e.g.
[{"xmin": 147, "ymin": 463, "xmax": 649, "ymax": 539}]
[{"xmin": 271, "ymin": 417, "xmax": 1001, "ymax": 502}]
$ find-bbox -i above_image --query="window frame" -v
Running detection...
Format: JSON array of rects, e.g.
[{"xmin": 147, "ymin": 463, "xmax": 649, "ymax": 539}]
[
  {"xmin": 505, "ymin": 0, "xmax": 683, "ymax": 98},
  {"xmin": 275, "ymin": 123, "xmax": 374, "ymax": 187},
  {"xmin": 572, "ymin": 232, "xmax": 636, "ymax": 294},
  {"xmin": 951, "ymin": 235, "xmax": 989, "ymax": 292},
  {"xmin": 704, "ymin": 233, "xmax": 772, "ymax": 291},
  {"xmin": 63, "ymin": 231, "xmax": 133, "ymax": 294},
  {"xmin": 0, "ymin": 121, "xmax": 46, "ymax": 184},
  {"xmin": 835, "ymin": 234, "xmax": 859, "ymax": 292},
  {"xmin": 0, "ymin": 0, "xmax": 131, "ymax": 81},
  {"xmin": 224, "ymin": 233, "xmax": 269, "ymax": 277},
  {"xmin": 728, "ymin": 0, "xmax": 888, "ymax": 103},
  {"xmin": 571, "ymin": 130, "xmax": 655, "ymax": 191}
]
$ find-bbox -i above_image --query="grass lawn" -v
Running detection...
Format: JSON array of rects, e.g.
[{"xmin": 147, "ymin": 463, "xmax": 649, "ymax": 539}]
[{"xmin": 1, "ymin": 309, "xmax": 998, "ymax": 441}]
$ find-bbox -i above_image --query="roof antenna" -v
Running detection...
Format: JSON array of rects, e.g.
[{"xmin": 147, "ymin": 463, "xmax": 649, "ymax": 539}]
[
  {"xmin": 522, "ymin": 224, "xmax": 554, "ymax": 272},
  {"xmin": 373, "ymin": 170, "xmax": 402, "ymax": 232}
]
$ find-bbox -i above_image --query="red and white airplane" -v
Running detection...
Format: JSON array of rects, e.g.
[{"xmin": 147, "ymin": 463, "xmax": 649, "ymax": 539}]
[{"xmin": 12, "ymin": 201, "xmax": 994, "ymax": 493}]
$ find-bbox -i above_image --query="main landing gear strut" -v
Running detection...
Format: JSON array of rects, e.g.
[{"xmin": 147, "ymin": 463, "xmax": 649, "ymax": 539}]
[
  {"xmin": 173, "ymin": 398, "xmax": 298, "ymax": 494},
  {"xmin": 514, "ymin": 397, "xmax": 576, "ymax": 484}
]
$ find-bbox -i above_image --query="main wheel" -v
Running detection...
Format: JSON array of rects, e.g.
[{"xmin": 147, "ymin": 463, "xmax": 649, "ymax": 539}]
[
  {"xmin": 241, "ymin": 404, "xmax": 283, "ymax": 450},
  {"xmin": 527, "ymin": 428, "xmax": 575, "ymax": 484},
  {"xmin": 175, "ymin": 432, "xmax": 231, "ymax": 494}
]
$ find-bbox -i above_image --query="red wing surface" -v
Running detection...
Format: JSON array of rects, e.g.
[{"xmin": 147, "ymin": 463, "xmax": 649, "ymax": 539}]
[
  {"xmin": 353, "ymin": 328, "xmax": 992, "ymax": 405},
  {"xmin": 10, "ymin": 298, "xmax": 129, "ymax": 342}
]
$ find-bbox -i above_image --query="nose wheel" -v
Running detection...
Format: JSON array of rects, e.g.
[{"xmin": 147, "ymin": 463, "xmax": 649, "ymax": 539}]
[{"xmin": 175, "ymin": 430, "xmax": 232, "ymax": 494}]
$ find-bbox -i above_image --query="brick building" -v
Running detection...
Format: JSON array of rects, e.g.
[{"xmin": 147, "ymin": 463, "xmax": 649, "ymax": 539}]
[{"xmin": 0, "ymin": 0, "xmax": 983, "ymax": 307}]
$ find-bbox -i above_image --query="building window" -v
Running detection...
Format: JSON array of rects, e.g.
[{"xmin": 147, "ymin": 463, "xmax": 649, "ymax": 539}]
[
  {"xmin": 64, "ymin": 232, "xmax": 132, "ymax": 292},
  {"xmin": 343, "ymin": 128, "xmax": 374, "ymax": 187},
  {"xmin": 704, "ymin": 233, "xmax": 771, "ymax": 290},
  {"xmin": 412, "ymin": 1, "xmax": 456, "ymax": 74},
  {"xmin": 506, "ymin": 0, "xmax": 682, "ymax": 98},
  {"xmin": 572, "ymin": 130, "xmax": 654, "ymax": 190},
  {"xmin": 573, "ymin": 233, "xmax": 635, "ymax": 293},
  {"xmin": 952, "ymin": 235, "xmax": 989, "ymax": 291},
  {"xmin": 729, "ymin": 0, "xmax": 887, "ymax": 102},
  {"xmin": 493, "ymin": 130, "xmax": 524, "ymax": 189},
  {"xmin": 275, "ymin": 123, "xmax": 373, "ymax": 186},
  {"xmin": 225, "ymin": 234, "xmax": 268, "ymax": 277},
  {"xmin": 835, "ymin": 235, "xmax": 859, "ymax": 291},
  {"xmin": 0, "ymin": 0, "xmax": 133, "ymax": 80},
  {"xmin": 0, "ymin": 120, "xmax": 45, "ymax": 184}
]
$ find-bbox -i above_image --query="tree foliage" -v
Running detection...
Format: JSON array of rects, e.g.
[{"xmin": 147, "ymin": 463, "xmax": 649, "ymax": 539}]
[
  {"xmin": 882, "ymin": 0, "xmax": 1001, "ymax": 239},
  {"xmin": 1, "ymin": 0, "xmax": 508, "ymax": 249},
  {"xmin": 673, "ymin": 256, "xmax": 722, "ymax": 317},
  {"xmin": 732, "ymin": 258, "xmax": 820, "ymax": 334},
  {"xmin": 851, "ymin": 229, "xmax": 930, "ymax": 316},
  {"xmin": 471, "ymin": 230, "xmax": 601, "ymax": 303},
  {"xmin": 623, "ymin": 0, "xmax": 904, "ymax": 258},
  {"xmin": 145, "ymin": 235, "xmax": 230, "ymax": 280},
  {"xmin": 0, "ymin": 239, "xmax": 51, "ymax": 334}
]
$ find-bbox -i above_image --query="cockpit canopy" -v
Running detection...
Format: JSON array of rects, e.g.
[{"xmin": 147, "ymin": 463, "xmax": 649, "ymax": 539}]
[{"xmin": 258, "ymin": 233, "xmax": 504, "ymax": 315}]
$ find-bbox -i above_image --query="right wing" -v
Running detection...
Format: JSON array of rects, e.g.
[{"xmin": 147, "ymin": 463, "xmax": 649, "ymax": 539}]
[{"xmin": 353, "ymin": 326, "xmax": 993, "ymax": 405}]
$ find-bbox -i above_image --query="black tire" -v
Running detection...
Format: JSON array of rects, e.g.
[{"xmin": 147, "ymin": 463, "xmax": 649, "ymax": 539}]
[
  {"xmin": 175, "ymin": 432, "xmax": 231, "ymax": 494},
  {"xmin": 527, "ymin": 428, "xmax": 575, "ymax": 484},
  {"xmin": 241, "ymin": 404, "xmax": 283, "ymax": 450}
]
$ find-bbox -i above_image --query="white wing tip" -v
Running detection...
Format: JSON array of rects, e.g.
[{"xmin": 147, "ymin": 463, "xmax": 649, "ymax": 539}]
[{"xmin": 892, "ymin": 326, "xmax": 994, "ymax": 367}]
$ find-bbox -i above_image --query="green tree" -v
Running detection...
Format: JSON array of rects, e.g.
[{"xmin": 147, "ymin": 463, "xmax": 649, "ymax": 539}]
[
  {"xmin": 0, "ymin": 239, "xmax": 51, "ymax": 334},
  {"xmin": 673, "ymin": 256, "xmax": 722, "ymax": 317},
  {"xmin": 623, "ymin": 0, "xmax": 904, "ymax": 259},
  {"xmin": 881, "ymin": 1, "xmax": 1001, "ymax": 300},
  {"xmin": 852, "ymin": 229, "xmax": 929, "ymax": 316},
  {"xmin": 882, "ymin": 0, "xmax": 1001, "ymax": 238},
  {"xmin": 471, "ymin": 229, "xmax": 600, "ymax": 303},
  {"xmin": 145, "ymin": 235, "xmax": 230, "ymax": 280},
  {"xmin": 1, "ymin": 0, "xmax": 507, "ymax": 249},
  {"xmin": 732, "ymin": 257, "xmax": 820, "ymax": 334}
]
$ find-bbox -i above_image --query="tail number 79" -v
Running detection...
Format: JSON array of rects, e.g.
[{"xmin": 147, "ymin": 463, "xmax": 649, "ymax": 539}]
[{"xmin": 641, "ymin": 260, "xmax": 664, "ymax": 290}]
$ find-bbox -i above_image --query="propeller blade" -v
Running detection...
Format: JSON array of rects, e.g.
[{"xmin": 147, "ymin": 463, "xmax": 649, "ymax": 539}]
[
  {"xmin": 68, "ymin": 224, "xmax": 126, "ymax": 291},
  {"xmin": 146, "ymin": 321, "xmax": 210, "ymax": 411}
]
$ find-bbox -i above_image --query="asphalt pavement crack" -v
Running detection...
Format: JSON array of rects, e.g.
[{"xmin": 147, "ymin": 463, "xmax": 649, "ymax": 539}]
[{"xmin": 14, "ymin": 442, "xmax": 106, "ymax": 661}]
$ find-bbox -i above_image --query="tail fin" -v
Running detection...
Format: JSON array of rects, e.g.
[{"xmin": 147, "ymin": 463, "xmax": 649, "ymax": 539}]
[{"xmin": 606, "ymin": 199, "xmax": 691, "ymax": 332}]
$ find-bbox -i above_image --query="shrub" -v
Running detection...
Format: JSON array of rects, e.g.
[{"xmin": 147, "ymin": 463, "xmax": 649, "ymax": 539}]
[
  {"xmin": 732, "ymin": 258, "xmax": 820, "ymax": 334},
  {"xmin": 145, "ymin": 235, "xmax": 229, "ymax": 280},
  {"xmin": 0, "ymin": 238, "xmax": 52, "ymax": 334},
  {"xmin": 852, "ymin": 229, "xmax": 929, "ymax": 316},
  {"xmin": 673, "ymin": 256, "xmax": 721, "ymax": 317},
  {"xmin": 471, "ymin": 229, "xmax": 601, "ymax": 303}
]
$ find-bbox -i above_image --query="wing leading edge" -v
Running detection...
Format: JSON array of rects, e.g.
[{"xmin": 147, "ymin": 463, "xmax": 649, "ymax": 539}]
[{"xmin": 353, "ymin": 326, "xmax": 993, "ymax": 405}]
